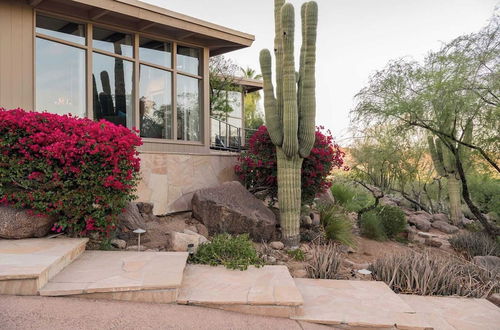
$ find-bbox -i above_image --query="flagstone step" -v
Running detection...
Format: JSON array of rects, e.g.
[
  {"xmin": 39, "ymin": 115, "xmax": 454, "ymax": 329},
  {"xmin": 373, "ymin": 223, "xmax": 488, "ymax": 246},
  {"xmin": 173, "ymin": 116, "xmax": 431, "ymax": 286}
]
[
  {"xmin": 0, "ymin": 238, "xmax": 88, "ymax": 295},
  {"xmin": 292, "ymin": 279, "xmax": 433, "ymax": 330},
  {"xmin": 400, "ymin": 294, "xmax": 500, "ymax": 330},
  {"xmin": 176, "ymin": 264, "xmax": 303, "ymax": 318},
  {"xmin": 39, "ymin": 250, "xmax": 188, "ymax": 304}
]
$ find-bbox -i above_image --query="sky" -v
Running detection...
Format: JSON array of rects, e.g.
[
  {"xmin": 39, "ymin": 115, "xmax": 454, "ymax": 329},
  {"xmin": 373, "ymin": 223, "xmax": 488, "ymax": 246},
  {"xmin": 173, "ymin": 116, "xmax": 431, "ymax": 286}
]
[{"xmin": 144, "ymin": 0, "xmax": 498, "ymax": 144}]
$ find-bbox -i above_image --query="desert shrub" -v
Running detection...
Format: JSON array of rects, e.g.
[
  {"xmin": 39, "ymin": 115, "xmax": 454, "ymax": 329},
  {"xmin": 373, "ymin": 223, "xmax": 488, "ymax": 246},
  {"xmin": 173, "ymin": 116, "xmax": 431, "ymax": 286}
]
[
  {"xmin": 449, "ymin": 232, "xmax": 500, "ymax": 259},
  {"xmin": 468, "ymin": 173, "xmax": 500, "ymax": 218},
  {"xmin": 0, "ymin": 108, "xmax": 142, "ymax": 237},
  {"xmin": 360, "ymin": 211, "xmax": 386, "ymax": 241},
  {"xmin": 235, "ymin": 126, "xmax": 345, "ymax": 205},
  {"xmin": 191, "ymin": 234, "xmax": 264, "ymax": 270},
  {"xmin": 306, "ymin": 242, "xmax": 343, "ymax": 279},
  {"xmin": 287, "ymin": 248, "xmax": 306, "ymax": 261},
  {"xmin": 370, "ymin": 251, "xmax": 499, "ymax": 297},
  {"xmin": 376, "ymin": 205, "xmax": 407, "ymax": 238},
  {"xmin": 330, "ymin": 181, "xmax": 373, "ymax": 212},
  {"xmin": 320, "ymin": 205, "xmax": 355, "ymax": 247}
]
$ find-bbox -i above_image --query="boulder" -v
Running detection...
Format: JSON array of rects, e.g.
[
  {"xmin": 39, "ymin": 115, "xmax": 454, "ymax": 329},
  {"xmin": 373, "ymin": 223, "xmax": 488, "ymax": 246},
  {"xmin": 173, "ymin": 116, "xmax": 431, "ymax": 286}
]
[
  {"xmin": 301, "ymin": 215, "xmax": 313, "ymax": 227},
  {"xmin": 111, "ymin": 238, "xmax": 127, "ymax": 249},
  {"xmin": 315, "ymin": 189, "xmax": 335, "ymax": 206},
  {"xmin": 270, "ymin": 241, "xmax": 284, "ymax": 250},
  {"xmin": 310, "ymin": 212, "xmax": 321, "ymax": 226},
  {"xmin": 117, "ymin": 203, "xmax": 147, "ymax": 232},
  {"xmin": 136, "ymin": 202, "xmax": 154, "ymax": 216},
  {"xmin": 473, "ymin": 256, "xmax": 500, "ymax": 272},
  {"xmin": 431, "ymin": 221, "xmax": 459, "ymax": 234},
  {"xmin": 431, "ymin": 213, "xmax": 448, "ymax": 223},
  {"xmin": 0, "ymin": 206, "xmax": 55, "ymax": 239},
  {"xmin": 408, "ymin": 214, "xmax": 431, "ymax": 232},
  {"xmin": 191, "ymin": 181, "xmax": 277, "ymax": 241},
  {"xmin": 460, "ymin": 217, "xmax": 474, "ymax": 227}
]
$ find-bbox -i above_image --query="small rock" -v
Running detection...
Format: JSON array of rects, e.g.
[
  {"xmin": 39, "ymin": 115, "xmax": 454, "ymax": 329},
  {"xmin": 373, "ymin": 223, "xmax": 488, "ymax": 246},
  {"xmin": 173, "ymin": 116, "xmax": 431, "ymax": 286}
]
[
  {"xmin": 170, "ymin": 231, "xmax": 207, "ymax": 252},
  {"xmin": 431, "ymin": 221, "xmax": 459, "ymax": 234},
  {"xmin": 111, "ymin": 238, "xmax": 127, "ymax": 249},
  {"xmin": 425, "ymin": 237, "xmax": 442, "ymax": 248},
  {"xmin": 292, "ymin": 269, "xmax": 308, "ymax": 278},
  {"xmin": 264, "ymin": 255, "xmax": 277, "ymax": 264},
  {"xmin": 431, "ymin": 213, "xmax": 448, "ymax": 223},
  {"xmin": 126, "ymin": 245, "xmax": 147, "ymax": 251},
  {"xmin": 487, "ymin": 293, "xmax": 500, "ymax": 307},
  {"xmin": 136, "ymin": 202, "xmax": 154, "ymax": 216},
  {"xmin": 145, "ymin": 248, "xmax": 159, "ymax": 252},
  {"xmin": 301, "ymin": 215, "xmax": 313, "ymax": 227},
  {"xmin": 473, "ymin": 256, "xmax": 500, "ymax": 272},
  {"xmin": 310, "ymin": 212, "xmax": 321, "ymax": 226},
  {"xmin": 406, "ymin": 225, "xmax": 418, "ymax": 241},
  {"xmin": 417, "ymin": 232, "xmax": 434, "ymax": 239},
  {"xmin": 357, "ymin": 269, "xmax": 372, "ymax": 275},
  {"xmin": 408, "ymin": 215, "xmax": 431, "ymax": 232},
  {"xmin": 460, "ymin": 217, "xmax": 474, "ymax": 227},
  {"xmin": 270, "ymin": 241, "xmax": 285, "ymax": 250}
]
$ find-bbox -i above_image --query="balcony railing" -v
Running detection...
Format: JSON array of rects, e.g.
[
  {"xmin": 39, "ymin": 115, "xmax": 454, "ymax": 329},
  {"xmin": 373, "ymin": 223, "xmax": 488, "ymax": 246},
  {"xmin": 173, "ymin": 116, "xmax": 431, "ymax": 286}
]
[{"xmin": 210, "ymin": 116, "xmax": 256, "ymax": 152}]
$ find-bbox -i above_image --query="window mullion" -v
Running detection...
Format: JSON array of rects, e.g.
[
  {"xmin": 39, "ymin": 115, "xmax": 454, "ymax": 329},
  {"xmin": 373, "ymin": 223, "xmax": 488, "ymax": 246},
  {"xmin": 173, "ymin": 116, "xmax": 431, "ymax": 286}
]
[
  {"xmin": 134, "ymin": 33, "xmax": 140, "ymax": 132},
  {"xmin": 86, "ymin": 23, "xmax": 93, "ymax": 120},
  {"xmin": 172, "ymin": 41, "xmax": 178, "ymax": 141}
]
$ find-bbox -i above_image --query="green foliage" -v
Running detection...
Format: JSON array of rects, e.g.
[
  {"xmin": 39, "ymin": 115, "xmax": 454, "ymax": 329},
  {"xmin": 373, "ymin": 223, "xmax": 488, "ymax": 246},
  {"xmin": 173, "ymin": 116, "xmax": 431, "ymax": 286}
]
[
  {"xmin": 449, "ymin": 232, "xmax": 500, "ymax": 259},
  {"xmin": 306, "ymin": 243, "xmax": 343, "ymax": 279},
  {"xmin": 376, "ymin": 205, "xmax": 407, "ymax": 238},
  {"xmin": 370, "ymin": 251, "xmax": 499, "ymax": 297},
  {"xmin": 330, "ymin": 182, "xmax": 373, "ymax": 212},
  {"xmin": 319, "ymin": 205, "xmax": 356, "ymax": 247},
  {"xmin": 360, "ymin": 211, "xmax": 387, "ymax": 241},
  {"xmin": 468, "ymin": 173, "xmax": 500, "ymax": 218},
  {"xmin": 287, "ymin": 248, "xmax": 305, "ymax": 261},
  {"xmin": 191, "ymin": 234, "xmax": 264, "ymax": 270}
]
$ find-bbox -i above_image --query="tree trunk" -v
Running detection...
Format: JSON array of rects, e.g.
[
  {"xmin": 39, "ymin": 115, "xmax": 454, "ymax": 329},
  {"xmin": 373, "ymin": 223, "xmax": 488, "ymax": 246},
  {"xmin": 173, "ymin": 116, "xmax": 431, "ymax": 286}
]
[
  {"xmin": 277, "ymin": 148, "xmax": 303, "ymax": 248},
  {"xmin": 447, "ymin": 175, "xmax": 463, "ymax": 225}
]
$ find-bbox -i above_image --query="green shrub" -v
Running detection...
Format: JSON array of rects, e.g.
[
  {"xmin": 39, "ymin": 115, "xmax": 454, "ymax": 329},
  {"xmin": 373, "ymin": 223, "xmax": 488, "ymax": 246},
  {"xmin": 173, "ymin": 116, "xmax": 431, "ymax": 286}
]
[
  {"xmin": 360, "ymin": 211, "xmax": 386, "ymax": 241},
  {"xmin": 370, "ymin": 251, "xmax": 499, "ymax": 297},
  {"xmin": 330, "ymin": 184, "xmax": 355, "ymax": 206},
  {"xmin": 376, "ymin": 205, "xmax": 407, "ymax": 238},
  {"xmin": 330, "ymin": 182, "xmax": 373, "ymax": 212},
  {"xmin": 468, "ymin": 173, "xmax": 500, "ymax": 217},
  {"xmin": 287, "ymin": 249, "xmax": 305, "ymax": 261},
  {"xmin": 320, "ymin": 205, "xmax": 356, "ymax": 247},
  {"xmin": 449, "ymin": 232, "xmax": 500, "ymax": 259},
  {"xmin": 191, "ymin": 234, "xmax": 263, "ymax": 270},
  {"xmin": 306, "ymin": 243, "xmax": 343, "ymax": 279}
]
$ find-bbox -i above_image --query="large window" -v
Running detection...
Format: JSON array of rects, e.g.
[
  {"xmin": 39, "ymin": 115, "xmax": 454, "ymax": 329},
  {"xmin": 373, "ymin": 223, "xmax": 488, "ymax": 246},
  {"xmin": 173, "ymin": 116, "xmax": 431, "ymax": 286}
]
[
  {"xmin": 35, "ymin": 14, "xmax": 204, "ymax": 143},
  {"xmin": 35, "ymin": 16, "xmax": 86, "ymax": 117}
]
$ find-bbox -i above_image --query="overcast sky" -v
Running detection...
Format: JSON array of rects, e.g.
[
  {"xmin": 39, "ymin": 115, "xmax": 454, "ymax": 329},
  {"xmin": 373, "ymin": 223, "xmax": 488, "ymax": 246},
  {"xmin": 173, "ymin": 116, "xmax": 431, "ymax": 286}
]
[{"xmin": 144, "ymin": 0, "xmax": 498, "ymax": 144}]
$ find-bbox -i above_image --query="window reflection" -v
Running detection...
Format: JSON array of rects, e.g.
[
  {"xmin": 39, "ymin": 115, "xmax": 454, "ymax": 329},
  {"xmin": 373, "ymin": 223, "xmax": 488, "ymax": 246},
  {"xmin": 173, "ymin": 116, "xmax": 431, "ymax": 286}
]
[
  {"xmin": 139, "ymin": 65, "xmax": 172, "ymax": 139},
  {"xmin": 93, "ymin": 27, "xmax": 133, "ymax": 57},
  {"xmin": 36, "ymin": 38, "xmax": 86, "ymax": 116},
  {"xmin": 92, "ymin": 52, "xmax": 134, "ymax": 127},
  {"xmin": 177, "ymin": 46, "xmax": 200, "ymax": 75},
  {"xmin": 139, "ymin": 37, "xmax": 171, "ymax": 68},
  {"xmin": 177, "ymin": 74, "xmax": 201, "ymax": 141},
  {"xmin": 36, "ymin": 15, "xmax": 85, "ymax": 45}
]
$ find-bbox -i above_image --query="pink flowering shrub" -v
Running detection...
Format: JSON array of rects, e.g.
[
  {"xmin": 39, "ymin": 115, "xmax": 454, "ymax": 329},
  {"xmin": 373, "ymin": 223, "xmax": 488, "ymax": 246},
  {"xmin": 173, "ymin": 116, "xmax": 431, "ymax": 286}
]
[
  {"xmin": 0, "ymin": 108, "xmax": 142, "ymax": 237},
  {"xmin": 235, "ymin": 126, "xmax": 346, "ymax": 205}
]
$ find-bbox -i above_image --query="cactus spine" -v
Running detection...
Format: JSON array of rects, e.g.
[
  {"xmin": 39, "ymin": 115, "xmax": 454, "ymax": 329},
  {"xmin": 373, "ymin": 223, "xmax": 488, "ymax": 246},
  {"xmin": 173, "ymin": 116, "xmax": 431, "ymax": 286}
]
[{"xmin": 260, "ymin": 0, "xmax": 318, "ymax": 248}]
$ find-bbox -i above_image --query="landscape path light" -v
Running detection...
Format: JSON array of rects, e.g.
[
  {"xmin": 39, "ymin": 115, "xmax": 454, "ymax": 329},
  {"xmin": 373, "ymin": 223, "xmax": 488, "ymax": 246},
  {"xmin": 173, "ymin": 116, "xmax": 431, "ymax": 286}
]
[{"xmin": 133, "ymin": 228, "xmax": 146, "ymax": 252}]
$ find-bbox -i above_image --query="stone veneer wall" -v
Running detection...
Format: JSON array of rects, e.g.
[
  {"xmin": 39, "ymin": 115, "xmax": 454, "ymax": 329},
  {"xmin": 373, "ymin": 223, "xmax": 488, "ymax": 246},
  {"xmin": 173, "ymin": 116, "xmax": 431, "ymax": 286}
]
[{"xmin": 136, "ymin": 152, "xmax": 238, "ymax": 215}]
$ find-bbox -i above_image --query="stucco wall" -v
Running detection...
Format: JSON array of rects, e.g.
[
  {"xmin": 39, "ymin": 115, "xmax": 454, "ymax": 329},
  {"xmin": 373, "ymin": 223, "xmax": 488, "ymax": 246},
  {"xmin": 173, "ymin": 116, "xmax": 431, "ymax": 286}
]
[{"xmin": 136, "ymin": 152, "xmax": 238, "ymax": 215}]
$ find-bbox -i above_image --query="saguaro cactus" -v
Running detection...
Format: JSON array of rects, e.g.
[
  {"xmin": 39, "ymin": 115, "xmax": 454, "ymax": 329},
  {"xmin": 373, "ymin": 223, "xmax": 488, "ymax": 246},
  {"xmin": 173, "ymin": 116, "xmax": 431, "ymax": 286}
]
[
  {"xmin": 427, "ymin": 121, "xmax": 472, "ymax": 225},
  {"xmin": 260, "ymin": 0, "xmax": 318, "ymax": 248}
]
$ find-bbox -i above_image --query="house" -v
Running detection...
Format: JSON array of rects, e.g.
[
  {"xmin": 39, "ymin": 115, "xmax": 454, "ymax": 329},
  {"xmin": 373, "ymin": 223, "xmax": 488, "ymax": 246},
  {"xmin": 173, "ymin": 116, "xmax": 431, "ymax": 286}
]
[{"xmin": 0, "ymin": 0, "xmax": 262, "ymax": 215}]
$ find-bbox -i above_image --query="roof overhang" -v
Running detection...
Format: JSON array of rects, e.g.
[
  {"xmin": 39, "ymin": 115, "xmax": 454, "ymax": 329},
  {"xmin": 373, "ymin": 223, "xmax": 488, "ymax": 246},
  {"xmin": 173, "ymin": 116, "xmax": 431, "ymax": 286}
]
[
  {"xmin": 28, "ymin": 0, "xmax": 255, "ymax": 56},
  {"xmin": 233, "ymin": 77, "xmax": 263, "ymax": 93}
]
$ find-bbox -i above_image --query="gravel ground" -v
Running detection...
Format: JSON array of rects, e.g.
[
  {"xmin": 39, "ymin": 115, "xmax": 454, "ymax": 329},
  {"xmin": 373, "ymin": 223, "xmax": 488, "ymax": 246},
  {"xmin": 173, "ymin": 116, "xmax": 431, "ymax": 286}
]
[{"xmin": 0, "ymin": 295, "xmax": 330, "ymax": 330}]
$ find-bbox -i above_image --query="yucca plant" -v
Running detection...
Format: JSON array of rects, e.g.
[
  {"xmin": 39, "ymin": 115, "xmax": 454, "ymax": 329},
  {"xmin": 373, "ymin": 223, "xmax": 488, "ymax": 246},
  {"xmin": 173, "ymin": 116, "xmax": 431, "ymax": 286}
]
[{"xmin": 306, "ymin": 242, "xmax": 343, "ymax": 279}]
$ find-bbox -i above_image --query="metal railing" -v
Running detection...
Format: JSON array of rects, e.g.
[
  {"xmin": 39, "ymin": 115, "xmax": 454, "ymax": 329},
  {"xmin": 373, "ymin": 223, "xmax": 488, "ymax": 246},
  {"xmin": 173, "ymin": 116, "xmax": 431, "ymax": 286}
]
[{"xmin": 210, "ymin": 116, "xmax": 256, "ymax": 152}]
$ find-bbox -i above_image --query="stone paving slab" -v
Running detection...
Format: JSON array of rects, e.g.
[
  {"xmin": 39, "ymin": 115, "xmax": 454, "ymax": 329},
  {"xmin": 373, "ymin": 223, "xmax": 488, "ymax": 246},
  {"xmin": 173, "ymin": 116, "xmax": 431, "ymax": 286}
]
[
  {"xmin": 0, "ymin": 238, "xmax": 88, "ymax": 295},
  {"xmin": 400, "ymin": 294, "xmax": 500, "ymax": 330},
  {"xmin": 292, "ymin": 279, "xmax": 432, "ymax": 330},
  {"xmin": 39, "ymin": 250, "xmax": 188, "ymax": 296},
  {"xmin": 177, "ymin": 264, "xmax": 303, "ymax": 307}
]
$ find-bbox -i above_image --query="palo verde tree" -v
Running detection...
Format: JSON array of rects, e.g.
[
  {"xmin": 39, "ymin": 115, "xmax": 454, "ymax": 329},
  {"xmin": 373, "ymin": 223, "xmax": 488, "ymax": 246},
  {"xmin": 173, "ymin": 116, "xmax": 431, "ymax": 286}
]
[
  {"xmin": 259, "ymin": 0, "xmax": 318, "ymax": 248},
  {"xmin": 353, "ymin": 15, "xmax": 499, "ymax": 236}
]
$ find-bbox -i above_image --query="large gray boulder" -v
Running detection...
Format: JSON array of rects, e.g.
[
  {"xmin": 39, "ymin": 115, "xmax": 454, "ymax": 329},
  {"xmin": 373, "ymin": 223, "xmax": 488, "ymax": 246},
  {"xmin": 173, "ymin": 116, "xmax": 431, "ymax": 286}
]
[
  {"xmin": 431, "ymin": 220, "xmax": 459, "ymax": 234},
  {"xmin": 192, "ymin": 181, "xmax": 277, "ymax": 241},
  {"xmin": 0, "ymin": 206, "xmax": 56, "ymax": 238},
  {"xmin": 408, "ymin": 213, "xmax": 432, "ymax": 232},
  {"xmin": 117, "ymin": 202, "xmax": 147, "ymax": 232},
  {"xmin": 315, "ymin": 189, "xmax": 335, "ymax": 206}
]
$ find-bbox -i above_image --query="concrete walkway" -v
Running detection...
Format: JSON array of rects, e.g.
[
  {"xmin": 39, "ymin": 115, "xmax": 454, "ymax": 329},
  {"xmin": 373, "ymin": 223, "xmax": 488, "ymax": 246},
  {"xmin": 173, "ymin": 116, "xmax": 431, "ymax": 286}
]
[{"xmin": 0, "ymin": 295, "xmax": 331, "ymax": 330}]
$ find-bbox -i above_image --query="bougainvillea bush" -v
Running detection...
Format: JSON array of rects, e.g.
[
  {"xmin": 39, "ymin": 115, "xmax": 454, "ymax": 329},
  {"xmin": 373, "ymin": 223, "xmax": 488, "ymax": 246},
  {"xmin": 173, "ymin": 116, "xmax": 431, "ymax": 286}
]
[
  {"xmin": 0, "ymin": 108, "xmax": 142, "ymax": 237},
  {"xmin": 235, "ymin": 126, "xmax": 345, "ymax": 205}
]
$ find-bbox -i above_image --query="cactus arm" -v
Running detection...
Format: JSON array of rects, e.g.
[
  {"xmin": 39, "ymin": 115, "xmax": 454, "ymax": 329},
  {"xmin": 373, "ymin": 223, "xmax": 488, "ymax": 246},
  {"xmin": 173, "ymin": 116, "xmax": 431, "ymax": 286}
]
[
  {"xmin": 260, "ymin": 49, "xmax": 283, "ymax": 146},
  {"xmin": 298, "ymin": 2, "xmax": 307, "ymax": 113},
  {"xmin": 427, "ymin": 136, "xmax": 447, "ymax": 177},
  {"xmin": 281, "ymin": 3, "xmax": 299, "ymax": 157},
  {"xmin": 298, "ymin": 1, "xmax": 318, "ymax": 158},
  {"xmin": 274, "ymin": 0, "xmax": 285, "ymax": 129}
]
